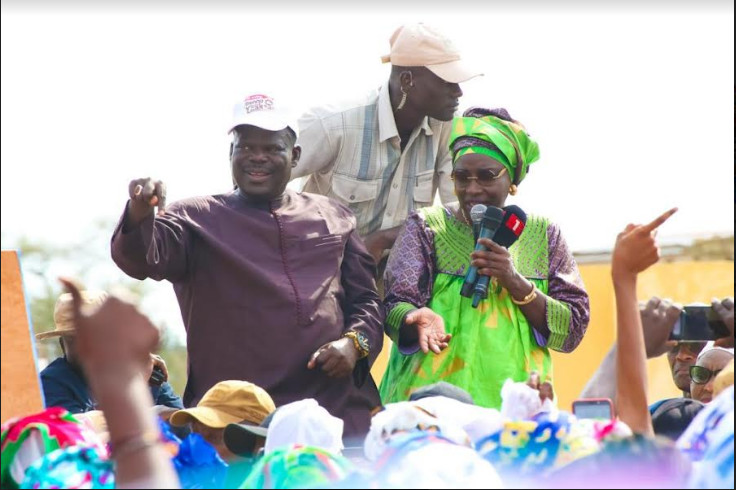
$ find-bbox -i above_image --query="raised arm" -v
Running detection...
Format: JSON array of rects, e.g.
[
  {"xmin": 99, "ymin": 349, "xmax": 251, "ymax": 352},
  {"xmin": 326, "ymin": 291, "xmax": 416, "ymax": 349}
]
[
  {"xmin": 611, "ymin": 208, "xmax": 677, "ymax": 436},
  {"xmin": 61, "ymin": 278, "xmax": 179, "ymax": 488},
  {"xmin": 580, "ymin": 297, "xmax": 680, "ymax": 401},
  {"xmin": 111, "ymin": 178, "xmax": 190, "ymax": 282}
]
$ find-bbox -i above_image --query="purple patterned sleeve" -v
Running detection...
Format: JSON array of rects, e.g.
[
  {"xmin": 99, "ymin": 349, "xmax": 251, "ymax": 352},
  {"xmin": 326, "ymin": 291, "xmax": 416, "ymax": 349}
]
[
  {"xmin": 545, "ymin": 222, "xmax": 591, "ymax": 353},
  {"xmin": 383, "ymin": 212, "xmax": 436, "ymax": 353}
]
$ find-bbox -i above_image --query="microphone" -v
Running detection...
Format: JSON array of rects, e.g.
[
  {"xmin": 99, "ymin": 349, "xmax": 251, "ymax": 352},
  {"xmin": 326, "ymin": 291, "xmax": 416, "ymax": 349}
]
[
  {"xmin": 469, "ymin": 204, "xmax": 487, "ymax": 242},
  {"xmin": 471, "ymin": 205, "xmax": 528, "ymax": 308},
  {"xmin": 460, "ymin": 206, "xmax": 504, "ymax": 298}
]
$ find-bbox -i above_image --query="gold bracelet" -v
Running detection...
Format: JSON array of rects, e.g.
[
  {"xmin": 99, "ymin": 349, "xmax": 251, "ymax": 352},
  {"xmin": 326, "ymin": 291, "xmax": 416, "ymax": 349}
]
[
  {"xmin": 343, "ymin": 331, "xmax": 370, "ymax": 359},
  {"xmin": 511, "ymin": 283, "xmax": 537, "ymax": 306}
]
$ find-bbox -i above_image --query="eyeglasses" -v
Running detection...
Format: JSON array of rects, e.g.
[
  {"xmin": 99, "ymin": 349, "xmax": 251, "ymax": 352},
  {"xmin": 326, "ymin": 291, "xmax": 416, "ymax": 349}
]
[
  {"xmin": 450, "ymin": 168, "xmax": 507, "ymax": 188},
  {"xmin": 689, "ymin": 365, "xmax": 722, "ymax": 384}
]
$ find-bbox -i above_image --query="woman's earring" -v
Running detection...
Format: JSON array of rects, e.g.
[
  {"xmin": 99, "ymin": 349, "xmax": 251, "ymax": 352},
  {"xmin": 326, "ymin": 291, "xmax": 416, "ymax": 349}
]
[
  {"xmin": 509, "ymin": 184, "xmax": 518, "ymax": 196},
  {"xmin": 397, "ymin": 86, "xmax": 408, "ymax": 110}
]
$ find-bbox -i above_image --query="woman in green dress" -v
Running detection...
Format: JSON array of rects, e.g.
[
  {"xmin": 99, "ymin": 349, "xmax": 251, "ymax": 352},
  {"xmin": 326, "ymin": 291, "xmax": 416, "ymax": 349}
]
[{"xmin": 380, "ymin": 107, "xmax": 590, "ymax": 409}]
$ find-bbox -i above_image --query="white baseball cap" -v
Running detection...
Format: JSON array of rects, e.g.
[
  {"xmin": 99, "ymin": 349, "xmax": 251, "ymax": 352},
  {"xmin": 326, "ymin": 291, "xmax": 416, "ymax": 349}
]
[
  {"xmin": 228, "ymin": 94, "xmax": 298, "ymax": 136},
  {"xmin": 263, "ymin": 399, "xmax": 343, "ymax": 455}
]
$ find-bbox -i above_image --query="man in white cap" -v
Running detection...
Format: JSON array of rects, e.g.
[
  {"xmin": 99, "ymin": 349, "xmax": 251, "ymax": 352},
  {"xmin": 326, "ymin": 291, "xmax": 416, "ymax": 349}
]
[
  {"xmin": 293, "ymin": 23, "xmax": 482, "ymax": 268},
  {"xmin": 111, "ymin": 94, "xmax": 385, "ymax": 438}
]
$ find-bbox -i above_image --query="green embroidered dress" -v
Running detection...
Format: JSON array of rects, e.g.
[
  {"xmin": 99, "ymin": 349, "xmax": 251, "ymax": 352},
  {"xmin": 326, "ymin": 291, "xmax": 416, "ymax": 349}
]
[{"xmin": 380, "ymin": 206, "xmax": 589, "ymax": 409}]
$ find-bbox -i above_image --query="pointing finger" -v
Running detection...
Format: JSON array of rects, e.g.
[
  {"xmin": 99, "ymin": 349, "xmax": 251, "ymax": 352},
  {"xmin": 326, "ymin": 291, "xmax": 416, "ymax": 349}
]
[{"xmin": 642, "ymin": 207, "xmax": 678, "ymax": 233}]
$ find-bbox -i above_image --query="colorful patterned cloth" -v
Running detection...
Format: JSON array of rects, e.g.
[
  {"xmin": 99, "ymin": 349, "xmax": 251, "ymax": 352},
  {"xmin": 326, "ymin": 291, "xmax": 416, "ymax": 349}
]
[
  {"xmin": 1, "ymin": 407, "xmax": 107, "ymax": 489},
  {"xmin": 449, "ymin": 108, "xmax": 540, "ymax": 185},
  {"xmin": 20, "ymin": 446, "xmax": 113, "ymax": 489},
  {"xmin": 476, "ymin": 411, "xmax": 631, "ymax": 479},
  {"xmin": 367, "ymin": 430, "xmax": 503, "ymax": 489},
  {"xmin": 678, "ymin": 385, "xmax": 734, "ymax": 488},
  {"xmin": 240, "ymin": 445, "xmax": 353, "ymax": 489},
  {"xmin": 380, "ymin": 206, "xmax": 589, "ymax": 408}
]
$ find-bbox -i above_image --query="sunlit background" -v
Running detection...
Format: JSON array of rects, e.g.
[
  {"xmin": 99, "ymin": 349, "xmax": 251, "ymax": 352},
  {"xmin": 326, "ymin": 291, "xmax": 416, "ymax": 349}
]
[{"xmin": 2, "ymin": 1, "xmax": 733, "ymax": 392}]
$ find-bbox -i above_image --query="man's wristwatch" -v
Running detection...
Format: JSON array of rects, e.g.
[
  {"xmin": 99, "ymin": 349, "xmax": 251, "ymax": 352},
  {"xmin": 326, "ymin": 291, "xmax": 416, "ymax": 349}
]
[{"xmin": 343, "ymin": 331, "xmax": 370, "ymax": 359}]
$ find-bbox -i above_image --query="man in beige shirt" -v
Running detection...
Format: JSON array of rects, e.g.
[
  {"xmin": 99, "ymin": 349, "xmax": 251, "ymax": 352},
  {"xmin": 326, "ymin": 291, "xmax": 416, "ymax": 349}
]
[{"xmin": 293, "ymin": 24, "xmax": 482, "ymax": 265}]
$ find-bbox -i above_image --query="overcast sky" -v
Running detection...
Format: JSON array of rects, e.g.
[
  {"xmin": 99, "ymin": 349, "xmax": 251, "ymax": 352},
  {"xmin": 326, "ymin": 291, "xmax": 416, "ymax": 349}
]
[{"xmin": 2, "ymin": 1, "xmax": 733, "ymax": 341}]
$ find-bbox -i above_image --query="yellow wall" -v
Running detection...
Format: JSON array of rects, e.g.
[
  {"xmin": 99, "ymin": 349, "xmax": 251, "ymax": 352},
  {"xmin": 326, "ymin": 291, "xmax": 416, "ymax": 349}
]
[{"xmin": 371, "ymin": 260, "xmax": 734, "ymax": 409}]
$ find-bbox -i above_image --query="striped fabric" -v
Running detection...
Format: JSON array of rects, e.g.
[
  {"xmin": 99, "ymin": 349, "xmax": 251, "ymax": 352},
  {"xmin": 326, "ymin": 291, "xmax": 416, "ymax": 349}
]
[{"xmin": 293, "ymin": 82, "xmax": 456, "ymax": 236}]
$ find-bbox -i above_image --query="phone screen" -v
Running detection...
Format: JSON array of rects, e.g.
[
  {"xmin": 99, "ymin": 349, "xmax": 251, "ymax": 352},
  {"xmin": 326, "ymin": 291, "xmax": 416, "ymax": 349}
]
[
  {"xmin": 670, "ymin": 305, "xmax": 728, "ymax": 341},
  {"xmin": 573, "ymin": 399, "xmax": 613, "ymax": 420}
]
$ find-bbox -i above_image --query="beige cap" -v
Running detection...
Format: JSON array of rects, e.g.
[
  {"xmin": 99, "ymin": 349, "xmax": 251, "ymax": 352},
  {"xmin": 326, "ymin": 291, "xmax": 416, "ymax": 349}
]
[
  {"xmin": 35, "ymin": 290, "xmax": 109, "ymax": 340},
  {"xmin": 381, "ymin": 23, "xmax": 482, "ymax": 84},
  {"xmin": 170, "ymin": 380, "xmax": 276, "ymax": 429}
]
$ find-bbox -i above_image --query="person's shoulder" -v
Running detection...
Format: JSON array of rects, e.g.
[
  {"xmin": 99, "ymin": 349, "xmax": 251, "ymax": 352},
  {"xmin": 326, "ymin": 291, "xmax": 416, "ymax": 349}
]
[
  {"xmin": 416, "ymin": 204, "xmax": 448, "ymax": 223},
  {"xmin": 522, "ymin": 213, "xmax": 562, "ymax": 235},
  {"xmin": 165, "ymin": 193, "xmax": 233, "ymax": 215},
  {"xmin": 40, "ymin": 357, "xmax": 71, "ymax": 377},
  {"xmin": 525, "ymin": 212, "xmax": 550, "ymax": 226},
  {"xmin": 300, "ymin": 88, "xmax": 381, "ymax": 123}
]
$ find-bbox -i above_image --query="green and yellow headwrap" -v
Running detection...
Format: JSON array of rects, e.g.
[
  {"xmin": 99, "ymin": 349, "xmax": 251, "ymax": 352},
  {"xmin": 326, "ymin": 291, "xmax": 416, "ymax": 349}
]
[{"xmin": 449, "ymin": 107, "xmax": 540, "ymax": 186}]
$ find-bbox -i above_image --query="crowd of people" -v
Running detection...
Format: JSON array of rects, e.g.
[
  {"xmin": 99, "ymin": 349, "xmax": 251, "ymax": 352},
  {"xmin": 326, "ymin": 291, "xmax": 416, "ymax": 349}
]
[{"xmin": 2, "ymin": 22, "xmax": 733, "ymax": 489}]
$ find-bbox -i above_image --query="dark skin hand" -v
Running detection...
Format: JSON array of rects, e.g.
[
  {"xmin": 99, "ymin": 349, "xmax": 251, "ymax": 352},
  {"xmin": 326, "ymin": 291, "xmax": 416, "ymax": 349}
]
[
  {"xmin": 400, "ymin": 307, "xmax": 452, "ymax": 354},
  {"xmin": 639, "ymin": 297, "xmax": 679, "ymax": 358},
  {"xmin": 363, "ymin": 227, "xmax": 401, "ymax": 265},
  {"xmin": 307, "ymin": 337, "xmax": 359, "ymax": 378},
  {"xmin": 527, "ymin": 371, "xmax": 554, "ymax": 404},
  {"xmin": 124, "ymin": 178, "xmax": 167, "ymax": 230},
  {"xmin": 470, "ymin": 237, "xmax": 547, "ymax": 334},
  {"xmin": 712, "ymin": 297, "xmax": 734, "ymax": 348}
]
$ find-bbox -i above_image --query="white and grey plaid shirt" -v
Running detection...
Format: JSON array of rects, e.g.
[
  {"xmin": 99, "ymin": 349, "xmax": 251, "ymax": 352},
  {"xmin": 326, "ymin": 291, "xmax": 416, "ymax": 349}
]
[{"xmin": 293, "ymin": 82, "xmax": 455, "ymax": 237}]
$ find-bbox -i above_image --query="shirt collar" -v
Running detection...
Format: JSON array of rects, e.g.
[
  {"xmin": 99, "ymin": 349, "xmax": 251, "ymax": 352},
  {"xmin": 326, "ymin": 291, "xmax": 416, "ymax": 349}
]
[
  {"xmin": 377, "ymin": 81, "xmax": 434, "ymax": 143},
  {"xmin": 234, "ymin": 188, "xmax": 292, "ymax": 210}
]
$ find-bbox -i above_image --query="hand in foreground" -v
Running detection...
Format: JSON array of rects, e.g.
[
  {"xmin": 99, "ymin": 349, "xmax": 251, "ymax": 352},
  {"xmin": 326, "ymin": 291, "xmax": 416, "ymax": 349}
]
[
  {"xmin": 712, "ymin": 297, "xmax": 735, "ymax": 348},
  {"xmin": 60, "ymin": 278, "xmax": 159, "ymax": 375},
  {"xmin": 527, "ymin": 371, "xmax": 555, "ymax": 403},
  {"xmin": 471, "ymin": 238, "xmax": 519, "ymax": 290},
  {"xmin": 148, "ymin": 354, "xmax": 169, "ymax": 385},
  {"xmin": 405, "ymin": 307, "xmax": 452, "ymax": 354},
  {"xmin": 611, "ymin": 208, "xmax": 677, "ymax": 282},
  {"xmin": 640, "ymin": 296, "xmax": 680, "ymax": 358},
  {"xmin": 128, "ymin": 177, "xmax": 167, "ymax": 222},
  {"xmin": 307, "ymin": 338, "xmax": 358, "ymax": 378}
]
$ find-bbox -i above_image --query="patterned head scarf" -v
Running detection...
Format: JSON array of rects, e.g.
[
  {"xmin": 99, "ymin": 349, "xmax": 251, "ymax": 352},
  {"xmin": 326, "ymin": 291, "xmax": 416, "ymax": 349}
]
[
  {"xmin": 239, "ymin": 444, "xmax": 353, "ymax": 489},
  {"xmin": 20, "ymin": 446, "xmax": 113, "ymax": 489},
  {"xmin": 1, "ymin": 407, "xmax": 107, "ymax": 490},
  {"xmin": 449, "ymin": 107, "xmax": 540, "ymax": 186}
]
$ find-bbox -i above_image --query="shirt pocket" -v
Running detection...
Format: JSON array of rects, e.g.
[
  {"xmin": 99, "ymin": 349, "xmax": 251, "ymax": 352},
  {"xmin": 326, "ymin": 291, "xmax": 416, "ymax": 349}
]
[
  {"xmin": 330, "ymin": 173, "xmax": 379, "ymax": 204},
  {"xmin": 413, "ymin": 169, "xmax": 436, "ymax": 207},
  {"xmin": 329, "ymin": 174, "xmax": 380, "ymax": 232},
  {"xmin": 299, "ymin": 234, "xmax": 344, "ymax": 252}
]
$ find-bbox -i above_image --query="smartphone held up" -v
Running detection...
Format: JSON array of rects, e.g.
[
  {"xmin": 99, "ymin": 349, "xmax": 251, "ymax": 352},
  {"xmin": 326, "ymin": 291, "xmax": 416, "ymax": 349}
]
[{"xmin": 669, "ymin": 304, "xmax": 730, "ymax": 342}]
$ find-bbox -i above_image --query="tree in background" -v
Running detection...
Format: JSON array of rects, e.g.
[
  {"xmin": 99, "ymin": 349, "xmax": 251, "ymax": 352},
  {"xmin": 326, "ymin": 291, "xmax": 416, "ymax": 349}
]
[{"xmin": 4, "ymin": 220, "xmax": 189, "ymax": 395}]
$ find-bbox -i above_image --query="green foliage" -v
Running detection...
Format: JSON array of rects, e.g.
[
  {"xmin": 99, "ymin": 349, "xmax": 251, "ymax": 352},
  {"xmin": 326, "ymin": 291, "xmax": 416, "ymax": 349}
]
[{"xmin": 8, "ymin": 222, "xmax": 188, "ymax": 394}]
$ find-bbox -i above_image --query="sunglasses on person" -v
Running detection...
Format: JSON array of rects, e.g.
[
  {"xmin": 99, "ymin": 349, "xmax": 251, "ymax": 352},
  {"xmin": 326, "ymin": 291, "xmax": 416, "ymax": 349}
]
[
  {"xmin": 689, "ymin": 365, "xmax": 722, "ymax": 385},
  {"xmin": 450, "ymin": 167, "xmax": 507, "ymax": 188}
]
